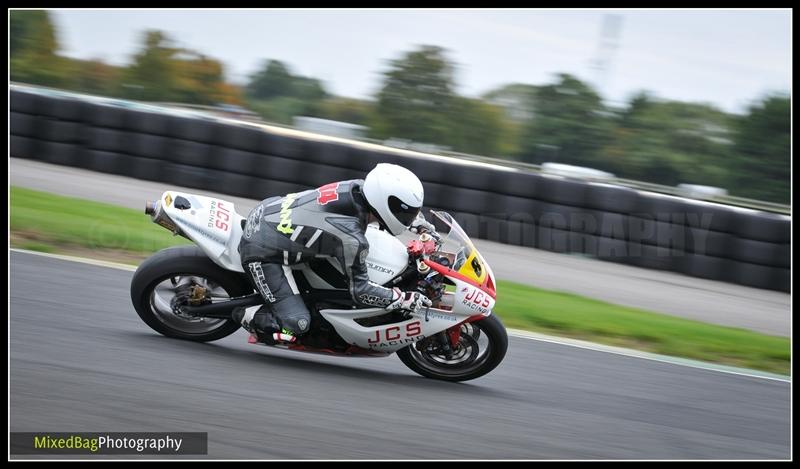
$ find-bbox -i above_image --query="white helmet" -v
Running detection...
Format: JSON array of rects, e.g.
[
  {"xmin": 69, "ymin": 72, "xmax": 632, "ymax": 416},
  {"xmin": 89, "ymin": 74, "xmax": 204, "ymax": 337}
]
[{"xmin": 362, "ymin": 163, "xmax": 424, "ymax": 235}]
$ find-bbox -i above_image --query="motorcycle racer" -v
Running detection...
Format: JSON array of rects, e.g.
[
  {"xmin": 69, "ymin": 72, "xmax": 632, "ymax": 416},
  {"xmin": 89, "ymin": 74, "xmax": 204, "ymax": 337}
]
[{"xmin": 233, "ymin": 163, "xmax": 432, "ymax": 344}]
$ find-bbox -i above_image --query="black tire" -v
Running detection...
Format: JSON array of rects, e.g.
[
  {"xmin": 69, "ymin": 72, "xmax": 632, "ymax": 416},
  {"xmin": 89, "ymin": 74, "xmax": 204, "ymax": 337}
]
[
  {"xmin": 628, "ymin": 243, "xmax": 682, "ymax": 272},
  {"xmin": 628, "ymin": 216, "xmax": 687, "ymax": 250},
  {"xmin": 726, "ymin": 261, "xmax": 789, "ymax": 292},
  {"xmin": 131, "ymin": 134, "xmax": 171, "ymax": 159},
  {"xmin": 41, "ymin": 142, "xmax": 80, "ymax": 167},
  {"xmin": 208, "ymin": 147, "xmax": 261, "ymax": 174},
  {"xmin": 263, "ymin": 133, "xmax": 309, "ymax": 160},
  {"xmin": 732, "ymin": 211, "xmax": 790, "ymax": 244},
  {"xmin": 584, "ymin": 183, "xmax": 639, "ymax": 213},
  {"xmin": 87, "ymin": 127, "xmax": 132, "ymax": 152},
  {"xmin": 10, "ymin": 135, "xmax": 39, "ymax": 160},
  {"xmin": 596, "ymin": 236, "xmax": 631, "ymax": 263},
  {"xmin": 217, "ymin": 123, "xmax": 266, "ymax": 152},
  {"xmin": 11, "ymin": 89, "xmax": 41, "ymax": 114},
  {"xmin": 685, "ymin": 228, "xmax": 732, "ymax": 258},
  {"xmin": 424, "ymin": 182, "xmax": 493, "ymax": 214},
  {"xmin": 536, "ymin": 176, "xmax": 588, "ymax": 206},
  {"xmin": 396, "ymin": 314, "xmax": 508, "ymax": 382},
  {"xmin": 130, "ymin": 245, "xmax": 251, "ymax": 342},
  {"xmin": 128, "ymin": 155, "xmax": 167, "ymax": 181},
  {"xmin": 41, "ymin": 96, "xmax": 86, "ymax": 121},
  {"xmin": 87, "ymin": 150, "xmax": 133, "ymax": 175},
  {"xmin": 483, "ymin": 218, "xmax": 536, "ymax": 247},
  {"xmin": 478, "ymin": 214, "xmax": 513, "ymax": 243},
  {"xmin": 586, "ymin": 210, "xmax": 628, "ymax": 239},
  {"xmin": 170, "ymin": 115, "xmax": 222, "ymax": 143},
  {"xmin": 127, "ymin": 109, "xmax": 173, "ymax": 135},
  {"xmin": 10, "ymin": 112, "xmax": 39, "ymax": 137},
  {"xmin": 86, "ymin": 102, "xmax": 130, "ymax": 128},
  {"xmin": 729, "ymin": 238, "xmax": 790, "ymax": 268},
  {"xmin": 677, "ymin": 253, "xmax": 731, "ymax": 282},
  {"xmin": 165, "ymin": 138, "xmax": 213, "ymax": 166},
  {"xmin": 41, "ymin": 119, "xmax": 85, "ymax": 144}
]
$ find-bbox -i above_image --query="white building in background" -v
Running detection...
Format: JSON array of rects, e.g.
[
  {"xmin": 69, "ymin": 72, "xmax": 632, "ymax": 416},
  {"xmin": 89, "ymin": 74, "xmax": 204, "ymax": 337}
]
[
  {"xmin": 541, "ymin": 162, "xmax": 615, "ymax": 181},
  {"xmin": 293, "ymin": 116, "xmax": 367, "ymax": 140},
  {"xmin": 677, "ymin": 184, "xmax": 729, "ymax": 199}
]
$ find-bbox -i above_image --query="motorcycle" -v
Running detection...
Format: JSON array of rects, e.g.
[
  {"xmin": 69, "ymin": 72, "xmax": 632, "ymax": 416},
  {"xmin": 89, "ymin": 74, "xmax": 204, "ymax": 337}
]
[{"xmin": 130, "ymin": 190, "xmax": 508, "ymax": 382}]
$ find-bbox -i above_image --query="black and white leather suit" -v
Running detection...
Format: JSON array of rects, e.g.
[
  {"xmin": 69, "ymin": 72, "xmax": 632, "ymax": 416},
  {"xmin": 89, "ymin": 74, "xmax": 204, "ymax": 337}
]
[{"xmin": 238, "ymin": 179, "xmax": 397, "ymax": 336}]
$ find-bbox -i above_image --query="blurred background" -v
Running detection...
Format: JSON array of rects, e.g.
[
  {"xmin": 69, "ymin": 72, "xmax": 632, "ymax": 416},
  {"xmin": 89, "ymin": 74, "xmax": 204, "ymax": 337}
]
[
  {"xmin": 10, "ymin": 9, "xmax": 790, "ymax": 204},
  {"xmin": 9, "ymin": 9, "xmax": 792, "ymax": 460}
]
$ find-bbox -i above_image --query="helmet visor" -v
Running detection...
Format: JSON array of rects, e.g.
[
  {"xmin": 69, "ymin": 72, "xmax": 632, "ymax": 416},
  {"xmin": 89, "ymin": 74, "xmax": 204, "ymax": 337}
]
[{"xmin": 388, "ymin": 195, "xmax": 421, "ymax": 227}]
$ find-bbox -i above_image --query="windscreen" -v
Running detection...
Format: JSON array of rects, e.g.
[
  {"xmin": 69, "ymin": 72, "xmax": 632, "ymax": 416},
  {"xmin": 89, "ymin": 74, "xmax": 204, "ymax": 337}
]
[{"xmin": 429, "ymin": 211, "xmax": 492, "ymax": 285}]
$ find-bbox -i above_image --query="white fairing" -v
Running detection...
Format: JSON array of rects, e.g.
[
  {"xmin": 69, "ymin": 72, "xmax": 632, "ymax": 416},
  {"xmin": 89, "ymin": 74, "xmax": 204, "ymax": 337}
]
[
  {"xmin": 158, "ymin": 191, "xmax": 246, "ymax": 272},
  {"xmin": 320, "ymin": 276, "xmax": 494, "ymax": 353},
  {"xmin": 363, "ymin": 224, "xmax": 409, "ymax": 285}
]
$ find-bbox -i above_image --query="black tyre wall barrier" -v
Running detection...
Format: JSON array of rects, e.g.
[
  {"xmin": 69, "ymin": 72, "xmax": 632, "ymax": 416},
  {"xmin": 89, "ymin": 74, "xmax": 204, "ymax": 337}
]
[
  {"xmin": 8, "ymin": 88, "xmax": 790, "ymax": 292},
  {"xmin": 10, "ymin": 135, "xmax": 39, "ymax": 160},
  {"xmin": 10, "ymin": 112, "xmax": 39, "ymax": 137},
  {"xmin": 732, "ymin": 211, "xmax": 791, "ymax": 244},
  {"xmin": 536, "ymin": 176, "xmax": 589, "ymax": 206},
  {"xmin": 40, "ymin": 142, "xmax": 82, "ymax": 167},
  {"xmin": 40, "ymin": 119, "xmax": 85, "ymax": 144},
  {"xmin": 677, "ymin": 253, "xmax": 732, "ymax": 282},
  {"xmin": 38, "ymin": 96, "xmax": 86, "ymax": 121},
  {"xmin": 84, "ymin": 102, "xmax": 130, "ymax": 129},
  {"xmin": 727, "ymin": 262, "xmax": 791, "ymax": 292},
  {"xmin": 584, "ymin": 183, "xmax": 639, "ymax": 213},
  {"xmin": 126, "ymin": 109, "xmax": 174, "ymax": 135},
  {"xmin": 220, "ymin": 123, "xmax": 273, "ymax": 153},
  {"xmin": 10, "ymin": 89, "xmax": 41, "ymax": 114},
  {"xmin": 730, "ymin": 239, "xmax": 791, "ymax": 268},
  {"xmin": 130, "ymin": 134, "xmax": 172, "ymax": 160},
  {"xmin": 87, "ymin": 127, "xmax": 132, "ymax": 153}
]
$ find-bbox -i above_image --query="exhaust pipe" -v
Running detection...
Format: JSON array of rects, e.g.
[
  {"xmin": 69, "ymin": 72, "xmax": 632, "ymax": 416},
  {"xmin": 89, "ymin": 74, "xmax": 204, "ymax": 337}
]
[{"xmin": 146, "ymin": 199, "xmax": 181, "ymax": 237}]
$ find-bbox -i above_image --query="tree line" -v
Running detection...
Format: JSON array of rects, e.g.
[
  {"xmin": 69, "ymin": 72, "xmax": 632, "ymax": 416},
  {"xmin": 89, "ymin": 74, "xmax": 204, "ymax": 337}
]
[{"xmin": 10, "ymin": 11, "xmax": 789, "ymax": 203}]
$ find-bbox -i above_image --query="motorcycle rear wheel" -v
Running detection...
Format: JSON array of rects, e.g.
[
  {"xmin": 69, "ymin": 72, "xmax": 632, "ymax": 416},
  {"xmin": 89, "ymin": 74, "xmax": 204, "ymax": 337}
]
[{"xmin": 130, "ymin": 246, "xmax": 251, "ymax": 342}]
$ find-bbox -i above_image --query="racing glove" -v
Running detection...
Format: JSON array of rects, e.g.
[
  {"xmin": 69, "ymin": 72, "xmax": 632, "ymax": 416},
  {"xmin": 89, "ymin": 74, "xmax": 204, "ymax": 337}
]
[
  {"xmin": 409, "ymin": 213, "xmax": 437, "ymax": 235},
  {"xmin": 386, "ymin": 288, "xmax": 432, "ymax": 315}
]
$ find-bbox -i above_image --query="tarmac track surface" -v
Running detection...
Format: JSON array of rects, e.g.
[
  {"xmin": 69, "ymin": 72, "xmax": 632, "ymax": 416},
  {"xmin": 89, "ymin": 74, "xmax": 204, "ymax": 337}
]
[{"xmin": 9, "ymin": 252, "xmax": 790, "ymax": 459}]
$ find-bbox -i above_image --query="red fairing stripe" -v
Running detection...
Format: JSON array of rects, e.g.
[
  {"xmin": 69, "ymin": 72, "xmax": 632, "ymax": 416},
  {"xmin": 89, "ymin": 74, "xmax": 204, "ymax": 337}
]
[{"xmin": 422, "ymin": 259, "xmax": 497, "ymax": 300}]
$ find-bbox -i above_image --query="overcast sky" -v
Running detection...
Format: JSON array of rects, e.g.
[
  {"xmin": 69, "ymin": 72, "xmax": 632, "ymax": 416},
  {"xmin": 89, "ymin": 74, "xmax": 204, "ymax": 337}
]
[{"xmin": 49, "ymin": 9, "xmax": 791, "ymax": 114}]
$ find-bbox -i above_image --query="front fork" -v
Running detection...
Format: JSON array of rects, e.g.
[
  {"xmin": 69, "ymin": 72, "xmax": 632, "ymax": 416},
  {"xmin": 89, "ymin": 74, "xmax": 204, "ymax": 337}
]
[
  {"xmin": 431, "ymin": 324, "xmax": 464, "ymax": 359},
  {"xmin": 444, "ymin": 313, "xmax": 488, "ymax": 349}
]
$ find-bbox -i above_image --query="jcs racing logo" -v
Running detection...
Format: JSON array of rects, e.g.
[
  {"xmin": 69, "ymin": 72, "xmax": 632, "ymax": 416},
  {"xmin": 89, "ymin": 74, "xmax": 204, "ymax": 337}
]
[{"xmin": 461, "ymin": 287, "xmax": 492, "ymax": 314}]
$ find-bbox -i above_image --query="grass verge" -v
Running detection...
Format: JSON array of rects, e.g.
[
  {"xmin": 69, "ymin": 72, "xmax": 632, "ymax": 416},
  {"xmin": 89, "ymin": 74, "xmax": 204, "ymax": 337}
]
[
  {"xmin": 494, "ymin": 281, "xmax": 789, "ymax": 374},
  {"xmin": 10, "ymin": 186, "xmax": 790, "ymax": 375},
  {"xmin": 10, "ymin": 186, "xmax": 191, "ymax": 263}
]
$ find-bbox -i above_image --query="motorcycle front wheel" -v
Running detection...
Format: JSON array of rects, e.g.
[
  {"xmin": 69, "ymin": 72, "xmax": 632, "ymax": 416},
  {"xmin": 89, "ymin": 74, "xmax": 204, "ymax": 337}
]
[{"xmin": 397, "ymin": 314, "xmax": 508, "ymax": 382}]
